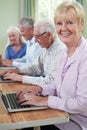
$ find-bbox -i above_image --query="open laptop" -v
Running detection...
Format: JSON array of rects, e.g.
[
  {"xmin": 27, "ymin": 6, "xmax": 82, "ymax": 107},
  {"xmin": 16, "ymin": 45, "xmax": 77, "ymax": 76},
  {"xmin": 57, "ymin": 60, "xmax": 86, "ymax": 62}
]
[
  {"xmin": 0, "ymin": 66, "xmax": 17, "ymax": 70},
  {"xmin": 0, "ymin": 75, "xmax": 14, "ymax": 83},
  {"xmin": 1, "ymin": 92, "xmax": 47, "ymax": 112},
  {"xmin": 0, "ymin": 66, "xmax": 16, "ymax": 82}
]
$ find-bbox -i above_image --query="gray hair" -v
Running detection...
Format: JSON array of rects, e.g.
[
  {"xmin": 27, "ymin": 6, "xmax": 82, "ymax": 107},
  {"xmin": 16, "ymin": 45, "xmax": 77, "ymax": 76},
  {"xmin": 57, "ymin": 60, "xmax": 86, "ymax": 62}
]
[
  {"xmin": 7, "ymin": 25, "xmax": 26, "ymax": 44},
  {"xmin": 19, "ymin": 17, "xmax": 35, "ymax": 29},
  {"xmin": 34, "ymin": 19, "xmax": 57, "ymax": 39},
  {"xmin": 7, "ymin": 25, "xmax": 21, "ymax": 34}
]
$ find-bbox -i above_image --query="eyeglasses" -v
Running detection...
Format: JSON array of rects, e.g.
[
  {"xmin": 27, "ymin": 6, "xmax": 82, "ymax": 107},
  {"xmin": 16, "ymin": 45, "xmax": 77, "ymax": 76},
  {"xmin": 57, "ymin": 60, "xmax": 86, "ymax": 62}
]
[{"xmin": 35, "ymin": 32, "xmax": 47, "ymax": 39}]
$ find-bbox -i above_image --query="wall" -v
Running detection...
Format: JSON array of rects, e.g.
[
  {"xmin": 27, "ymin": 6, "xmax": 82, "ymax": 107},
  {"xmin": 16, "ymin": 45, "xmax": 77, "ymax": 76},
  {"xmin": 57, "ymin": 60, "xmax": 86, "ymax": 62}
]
[
  {"xmin": 0, "ymin": 0, "xmax": 87, "ymax": 55},
  {"xmin": 0, "ymin": 0, "xmax": 20, "ymax": 55}
]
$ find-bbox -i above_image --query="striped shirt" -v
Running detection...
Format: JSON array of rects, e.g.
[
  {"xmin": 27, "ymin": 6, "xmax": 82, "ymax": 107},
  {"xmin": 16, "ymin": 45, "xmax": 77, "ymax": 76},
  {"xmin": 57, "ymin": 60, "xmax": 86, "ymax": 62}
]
[{"xmin": 19, "ymin": 37, "xmax": 66, "ymax": 86}]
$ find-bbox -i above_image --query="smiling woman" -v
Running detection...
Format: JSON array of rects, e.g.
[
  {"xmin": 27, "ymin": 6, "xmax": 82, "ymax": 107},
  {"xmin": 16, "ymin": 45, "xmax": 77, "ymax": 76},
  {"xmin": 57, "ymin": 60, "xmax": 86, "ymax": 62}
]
[
  {"xmin": 0, "ymin": 0, "xmax": 87, "ymax": 57},
  {"xmin": 3, "ymin": 26, "xmax": 26, "ymax": 60}
]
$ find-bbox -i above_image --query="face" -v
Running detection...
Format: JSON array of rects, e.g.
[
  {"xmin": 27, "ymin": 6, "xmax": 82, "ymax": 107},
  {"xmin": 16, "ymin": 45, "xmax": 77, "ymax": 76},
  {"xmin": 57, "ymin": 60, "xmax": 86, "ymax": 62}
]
[
  {"xmin": 34, "ymin": 27, "xmax": 52, "ymax": 48},
  {"xmin": 19, "ymin": 24, "xmax": 33, "ymax": 41},
  {"xmin": 8, "ymin": 32, "xmax": 20, "ymax": 45},
  {"xmin": 55, "ymin": 12, "xmax": 84, "ymax": 47}
]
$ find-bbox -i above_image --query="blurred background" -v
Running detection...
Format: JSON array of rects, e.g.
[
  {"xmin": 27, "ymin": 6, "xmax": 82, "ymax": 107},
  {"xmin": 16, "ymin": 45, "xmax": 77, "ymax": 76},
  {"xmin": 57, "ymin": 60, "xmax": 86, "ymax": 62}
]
[{"xmin": 0, "ymin": 0, "xmax": 87, "ymax": 55}]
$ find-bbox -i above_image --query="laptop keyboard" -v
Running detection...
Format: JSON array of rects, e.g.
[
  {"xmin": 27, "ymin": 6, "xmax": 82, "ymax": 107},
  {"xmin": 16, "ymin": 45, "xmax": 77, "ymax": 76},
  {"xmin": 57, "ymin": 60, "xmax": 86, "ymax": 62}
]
[
  {"xmin": 2, "ymin": 93, "xmax": 30, "ymax": 109},
  {"xmin": 0, "ymin": 75, "xmax": 13, "ymax": 82}
]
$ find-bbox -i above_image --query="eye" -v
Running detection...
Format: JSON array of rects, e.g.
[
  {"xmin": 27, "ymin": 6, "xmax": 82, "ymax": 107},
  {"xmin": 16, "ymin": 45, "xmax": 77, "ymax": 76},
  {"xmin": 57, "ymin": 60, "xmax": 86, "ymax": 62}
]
[
  {"xmin": 56, "ymin": 22, "xmax": 62, "ymax": 26},
  {"xmin": 67, "ymin": 21, "xmax": 73, "ymax": 25}
]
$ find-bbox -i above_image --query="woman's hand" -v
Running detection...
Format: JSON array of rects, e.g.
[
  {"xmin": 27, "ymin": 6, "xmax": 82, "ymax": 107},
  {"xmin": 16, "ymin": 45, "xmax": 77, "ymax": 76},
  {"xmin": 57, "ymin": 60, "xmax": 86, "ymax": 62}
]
[
  {"xmin": 17, "ymin": 93, "xmax": 48, "ymax": 107},
  {"xmin": 16, "ymin": 85, "xmax": 42, "ymax": 98}
]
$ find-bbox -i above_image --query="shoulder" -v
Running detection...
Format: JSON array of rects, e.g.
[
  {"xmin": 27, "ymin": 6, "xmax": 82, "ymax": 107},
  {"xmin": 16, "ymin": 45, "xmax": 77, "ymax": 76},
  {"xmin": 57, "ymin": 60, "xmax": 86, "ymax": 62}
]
[
  {"xmin": 77, "ymin": 37, "xmax": 87, "ymax": 62},
  {"xmin": 21, "ymin": 43, "xmax": 27, "ymax": 47},
  {"xmin": 52, "ymin": 38, "xmax": 66, "ymax": 54},
  {"xmin": 81, "ymin": 36, "xmax": 87, "ymax": 53},
  {"xmin": 5, "ymin": 44, "xmax": 12, "ymax": 50},
  {"xmin": 54, "ymin": 37, "xmax": 66, "ymax": 48}
]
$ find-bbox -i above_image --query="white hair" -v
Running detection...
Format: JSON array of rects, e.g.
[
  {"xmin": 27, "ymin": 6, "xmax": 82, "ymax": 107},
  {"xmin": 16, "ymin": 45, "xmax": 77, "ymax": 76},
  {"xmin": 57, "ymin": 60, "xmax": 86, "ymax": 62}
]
[
  {"xmin": 34, "ymin": 19, "xmax": 57, "ymax": 39},
  {"xmin": 7, "ymin": 25, "xmax": 21, "ymax": 34},
  {"xmin": 7, "ymin": 25, "xmax": 26, "ymax": 44}
]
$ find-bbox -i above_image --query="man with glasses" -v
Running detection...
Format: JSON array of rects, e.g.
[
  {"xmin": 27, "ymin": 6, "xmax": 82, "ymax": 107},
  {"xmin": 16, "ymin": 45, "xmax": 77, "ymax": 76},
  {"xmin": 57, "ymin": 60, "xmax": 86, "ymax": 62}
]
[
  {"xmin": 0, "ymin": 17, "xmax": 42, "ymax": 67},
  {"xmin": 1, "ymin": 19, "xmax": 65, "ymax": 87}
]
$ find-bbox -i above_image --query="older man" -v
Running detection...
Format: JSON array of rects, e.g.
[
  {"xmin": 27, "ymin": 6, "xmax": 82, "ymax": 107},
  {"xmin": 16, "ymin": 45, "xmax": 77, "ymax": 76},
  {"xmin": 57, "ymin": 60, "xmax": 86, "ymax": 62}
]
[
  {"xmin": 1, "ymin": 17, "xmax": 42, "ymax": 67},
  {"xmin": 1, "ymin": 19, "xmax": 65, "ymax": 87}
]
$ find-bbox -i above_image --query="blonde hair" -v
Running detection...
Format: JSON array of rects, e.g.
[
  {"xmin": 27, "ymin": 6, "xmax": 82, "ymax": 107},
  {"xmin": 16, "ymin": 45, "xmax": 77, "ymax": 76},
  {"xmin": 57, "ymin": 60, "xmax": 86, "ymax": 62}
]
[{"xmin": 54, "ymin": 1, "xmax": 85, "ymax": 25}]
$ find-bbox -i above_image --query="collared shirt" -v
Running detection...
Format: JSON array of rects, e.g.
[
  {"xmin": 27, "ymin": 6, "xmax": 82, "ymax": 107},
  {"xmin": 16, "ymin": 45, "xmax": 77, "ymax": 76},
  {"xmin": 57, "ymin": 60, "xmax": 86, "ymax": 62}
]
[
  {"xmin": 42, "ymin": 36, "xmax": 87, "ymax": 130},
  {"xmin": 19, "ymin": 37, "xmax": 65, "ymax": 86},
  {"xmin": 12, "ymin": 37, "xmax": 42, "ymax": 67}
]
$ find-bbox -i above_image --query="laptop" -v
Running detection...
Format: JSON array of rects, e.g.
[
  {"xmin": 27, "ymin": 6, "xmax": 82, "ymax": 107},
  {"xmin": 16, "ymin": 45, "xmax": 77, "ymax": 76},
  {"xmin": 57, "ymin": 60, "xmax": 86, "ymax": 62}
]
[
  {"xmin": 1, "ymin": 92, "xmax": 47, "ymax": 112},
  {"xmin": 0, "ymin": 66, "xmax": 16, "ymax": 82},
  {"xmin": 0, "ymin": 75, "xmax": 14, "ymax": 83},
  {"xmin": 0, "ymin": 66, "xmax": 17, "ymax": 70}
]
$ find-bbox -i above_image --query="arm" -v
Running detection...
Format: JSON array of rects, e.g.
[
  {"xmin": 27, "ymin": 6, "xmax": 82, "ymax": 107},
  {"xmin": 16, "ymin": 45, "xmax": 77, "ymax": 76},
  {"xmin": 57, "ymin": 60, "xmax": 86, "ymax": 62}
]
[
  {"xmin": 19, "ymin": 52, "xmax": 44, "ymax": 75},
  {"xmin": 12, "ymin": 55, "xmax": 26, "ymax": 67},
  {"xmin": 4, "ymin": 46, "xmax": 10, "ymax": 59},
  {"xmin": 16, "ymin": 84, "xmax": 56, "ymax": 106},
  {"xmin": 47, "ymin": 56, "xmax": 87, "ymax": 115},
  {"xmin": 20, "ymin": 40, "xmax": 65, "ymax": 86},
  {"xmin": 1, "ymin": 54, "xmax": 43, "ymax": 82},
  {"xmin": 20, "ymin": 48, "xmax": 59, "ymax": 86},
  {"xmin": 12, "ymin": 42, "xmax": 42, "ymax": 67}
]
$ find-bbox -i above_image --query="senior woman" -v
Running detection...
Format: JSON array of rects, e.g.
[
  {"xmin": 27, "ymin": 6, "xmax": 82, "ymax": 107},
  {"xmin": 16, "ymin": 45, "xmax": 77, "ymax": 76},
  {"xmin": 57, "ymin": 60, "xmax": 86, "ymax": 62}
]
[
  {"xmin": 4, "ymin": 26, "xmax": 26, "ymax": 59},
  {"xmin": 52, "ymin": 1, "xmax": 87, "ymax": 130},
  {"xmin": 1, "ymin": 19, "xmax": 65, "ymax": 87},
  {"xmin": 6, "ymin": 1, "xmax": 87, "ymax": 130}
]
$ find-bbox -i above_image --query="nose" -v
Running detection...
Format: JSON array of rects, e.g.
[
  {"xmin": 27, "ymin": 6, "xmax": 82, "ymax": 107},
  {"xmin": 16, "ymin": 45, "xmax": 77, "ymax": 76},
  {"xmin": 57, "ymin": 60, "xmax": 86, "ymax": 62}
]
[
  {"xmin": 9, "ymin": 37, "xmax": 13, "ymax": 41},
  {"xmin": 61, "ymin": 23, "xmax": 67, "ymax": 30}
]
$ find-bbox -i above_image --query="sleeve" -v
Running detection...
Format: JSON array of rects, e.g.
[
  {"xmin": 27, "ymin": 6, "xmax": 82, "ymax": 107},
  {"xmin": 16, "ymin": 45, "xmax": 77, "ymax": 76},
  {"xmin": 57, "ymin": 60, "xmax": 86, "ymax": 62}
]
[
  {"xmin": 12, "ymin": 55, "xmax": 26, "ymax": 67},
  {"xmin": 22, "ymin": 73, "xmax": 56, "ymax": 86},
  {"xmin": 48, "ymin": 56, "xmax": 87, "ymax": 116},
  {"xmin": 19, "ymin": 53, "xmax": 43, "ymax": 75},
  {"xmin": 20, "ymin": 47, "xmax": 61, "ymax": 86},
  {"xmin": 41, "ymin": 84, "xmax": 56, "ymax": 96},
  {"xmin": 20, "ymin": 53, "xmax": 58, "ymax": 86},
  {"xmin": 4, "ymin": 46, "xmax": 10, "ymax": 59}
]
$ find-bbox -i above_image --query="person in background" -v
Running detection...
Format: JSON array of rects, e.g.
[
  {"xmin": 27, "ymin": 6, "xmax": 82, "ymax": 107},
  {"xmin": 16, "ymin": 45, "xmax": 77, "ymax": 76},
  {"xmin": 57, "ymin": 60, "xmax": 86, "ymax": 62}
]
[
  {"xmin": 15, "ymin": 1, "xmax": 87, "ymax": 130},
  {"xmin": 19, "ymin": 17, "xmax": 33, "ymax": 41},
  {"xmin": 0, "ymin": 17, "xmax": 42, "ymax": 67},
  {"xmin": 1, "ymin": 18, "xmax": 65, "ymax": 87},
  {"xmin": 4, "ymin": 25, "xmax": 26, "ymax": 60}
]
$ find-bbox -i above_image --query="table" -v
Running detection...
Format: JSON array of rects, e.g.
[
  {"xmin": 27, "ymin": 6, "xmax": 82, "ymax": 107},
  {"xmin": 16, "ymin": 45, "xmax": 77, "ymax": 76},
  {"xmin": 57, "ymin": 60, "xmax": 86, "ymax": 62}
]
[{"xmin": 0, "ymin": 82, "xmax": 69, "ymax": 130}]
